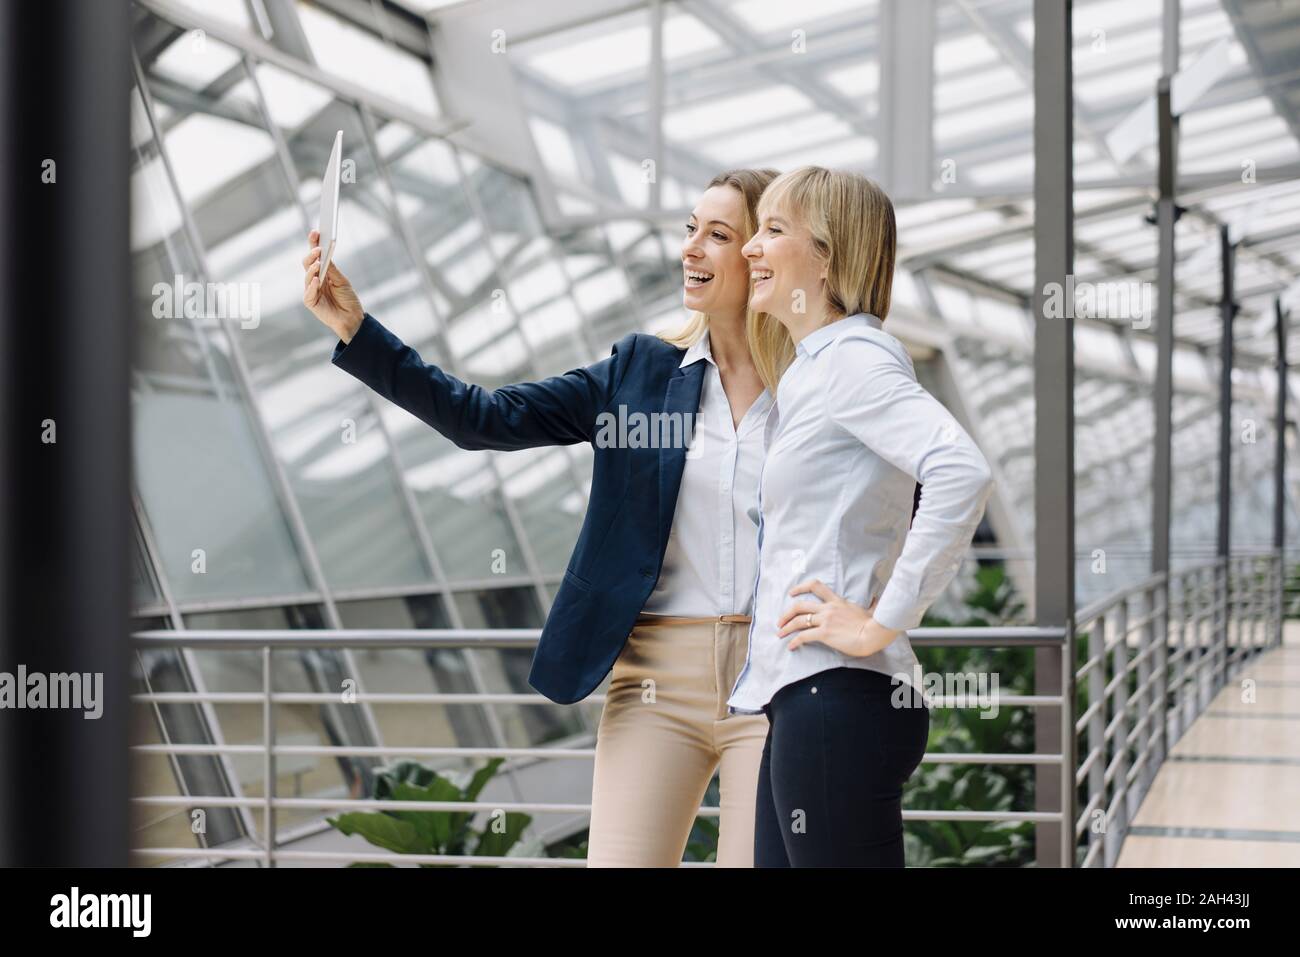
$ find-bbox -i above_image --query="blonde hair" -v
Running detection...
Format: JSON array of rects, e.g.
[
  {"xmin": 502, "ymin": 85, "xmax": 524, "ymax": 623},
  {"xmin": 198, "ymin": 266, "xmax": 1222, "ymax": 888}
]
[
  {"xmin": 658, "ymin": 169, "xmax": 794, "ymax": 392},
  {"xmin": 747, "ymin": 166, "xmax": 896, "ymax": 387}
]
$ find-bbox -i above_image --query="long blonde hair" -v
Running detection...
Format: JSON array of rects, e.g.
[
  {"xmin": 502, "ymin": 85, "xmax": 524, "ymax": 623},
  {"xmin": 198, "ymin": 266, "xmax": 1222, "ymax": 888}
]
[
  {"xmin": 657, "ymin": 168, "xmax": 794, "ymax": 392},
  {"xmin": 748, "ymin": 166, "xmax": 896, "ymax": 388}
]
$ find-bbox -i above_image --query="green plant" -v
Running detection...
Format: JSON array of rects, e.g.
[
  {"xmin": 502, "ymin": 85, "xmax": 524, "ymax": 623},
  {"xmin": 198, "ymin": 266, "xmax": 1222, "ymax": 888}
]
[{"xmin": 326, "ymin": 757, "xmax": 533, "ymax": 867}]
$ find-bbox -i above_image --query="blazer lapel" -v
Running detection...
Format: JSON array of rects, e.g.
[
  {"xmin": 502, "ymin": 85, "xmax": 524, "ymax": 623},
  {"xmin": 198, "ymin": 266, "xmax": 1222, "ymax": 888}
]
[{"xmin": 657, "ymin": 361, "xmax": 706, "ymax": 547}]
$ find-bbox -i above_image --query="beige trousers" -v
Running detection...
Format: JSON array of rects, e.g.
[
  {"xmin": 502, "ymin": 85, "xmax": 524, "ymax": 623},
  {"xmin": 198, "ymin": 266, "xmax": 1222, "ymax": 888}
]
[{"xmin": 586, "ymin": 615, "xmax": 770, "ymax": 867}]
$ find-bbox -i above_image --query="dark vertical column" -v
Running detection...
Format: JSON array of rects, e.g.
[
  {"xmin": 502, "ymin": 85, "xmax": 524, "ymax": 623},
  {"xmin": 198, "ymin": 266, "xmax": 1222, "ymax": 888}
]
[
  {"xmin": 1145, "ymin": 0, "xmax": 1180, "ymax": 777},
  {"xmin": 0, "ymin": 0, "xmax": 132, "ymax": 865},
  {"xmin": 1216, "ymin": 227, "xmax": 1236, "ymax": 671},
  {"xmin": 1151, "ymin": 77, "xmax": 1176, "ymax": 582},
  {"xmin": 1277, "ymin": 298, "xmax": 1289, "ymax": 644},
  {"xmin": 1032, "ymin": 0, "xmax": 1075, "ymax": 869},
  {"xmin": 1217, "ymin": 226, "xmax": 1235, "ymax": 561}
]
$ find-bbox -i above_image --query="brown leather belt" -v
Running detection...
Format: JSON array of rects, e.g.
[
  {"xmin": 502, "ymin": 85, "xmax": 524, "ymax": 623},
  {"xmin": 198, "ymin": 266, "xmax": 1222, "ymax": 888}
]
[{"xmin": 634, "ymin": 613, "xmax": 752, "ymax": 626}]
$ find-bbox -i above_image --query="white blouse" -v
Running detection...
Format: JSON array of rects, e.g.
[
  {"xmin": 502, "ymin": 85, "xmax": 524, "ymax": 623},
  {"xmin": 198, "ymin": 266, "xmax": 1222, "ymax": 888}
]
[
  {"xmin": 641, "ymin": 330, "xmax": 773, "ymax": 618},
  {"xmin": 727, "ymin": 312, "xmax": 995, "ymax": 714}
]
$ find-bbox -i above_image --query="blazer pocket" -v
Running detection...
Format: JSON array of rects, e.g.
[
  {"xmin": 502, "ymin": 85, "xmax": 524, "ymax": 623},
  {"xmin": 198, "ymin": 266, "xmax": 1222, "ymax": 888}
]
[{"xmin": 563, "ymin": 568, "xmax": 593, "ymax": 591}]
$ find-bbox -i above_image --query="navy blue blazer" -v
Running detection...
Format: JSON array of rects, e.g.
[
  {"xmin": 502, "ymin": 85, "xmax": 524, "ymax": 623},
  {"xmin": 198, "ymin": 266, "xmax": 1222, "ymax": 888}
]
[{"xmin": 331, "ymin": 313, "xmax": 705, "ymax": 704}]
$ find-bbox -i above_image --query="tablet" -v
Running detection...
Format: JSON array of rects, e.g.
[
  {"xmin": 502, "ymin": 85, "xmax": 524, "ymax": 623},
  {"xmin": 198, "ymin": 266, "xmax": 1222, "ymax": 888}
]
[{"xmin": 318, "ymin": 130, "xmax": 343, "ymax": 281}]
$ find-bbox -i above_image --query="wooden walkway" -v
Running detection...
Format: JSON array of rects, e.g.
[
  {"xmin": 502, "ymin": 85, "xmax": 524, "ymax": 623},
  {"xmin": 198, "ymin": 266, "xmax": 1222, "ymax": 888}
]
[{"xmin": 1117, "ymin": 620, "xmax": 1300, "ymax": 866}]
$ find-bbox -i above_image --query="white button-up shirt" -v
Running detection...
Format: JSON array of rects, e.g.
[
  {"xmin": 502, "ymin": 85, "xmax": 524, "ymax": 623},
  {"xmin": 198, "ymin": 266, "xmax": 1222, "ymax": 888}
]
[
  {"xmin": 641, "ymin": 329, "xmax": 773, "ymax": 617},
  {"xmin": 727, "ymin": 313, "xmax": 995, "ymax": 714}
]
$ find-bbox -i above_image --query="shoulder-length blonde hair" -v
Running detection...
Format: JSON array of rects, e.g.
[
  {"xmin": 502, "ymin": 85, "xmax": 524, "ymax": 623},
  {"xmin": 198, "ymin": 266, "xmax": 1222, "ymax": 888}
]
[
  {"xmin": 657, "ymin": 168, "xmax": 795, "ymax": 392},
  {"xmin": 748, "ymin": 166, "xmax": 896, "ymax": 388}
]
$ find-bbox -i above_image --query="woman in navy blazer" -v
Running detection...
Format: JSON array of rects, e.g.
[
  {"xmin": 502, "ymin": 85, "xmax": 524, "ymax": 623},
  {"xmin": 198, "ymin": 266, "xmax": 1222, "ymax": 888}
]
[{"xmin": 302, "ymin": 169, "xmax": 790, "ymax": 866}]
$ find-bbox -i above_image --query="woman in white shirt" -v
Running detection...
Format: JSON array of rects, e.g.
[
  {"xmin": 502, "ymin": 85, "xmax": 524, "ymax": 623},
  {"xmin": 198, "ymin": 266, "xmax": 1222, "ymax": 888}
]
[
  {"xmin": 586, "ymin": 168, "xmax": 793, "ymax": 866},
  {"xmin": 729, "ymin": 166, "xmax": 995, "ymax": 866}
]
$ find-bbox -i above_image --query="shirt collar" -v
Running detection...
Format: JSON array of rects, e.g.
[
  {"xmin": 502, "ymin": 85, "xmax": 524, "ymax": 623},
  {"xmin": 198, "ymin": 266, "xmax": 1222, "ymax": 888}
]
[
  {"xmin": 680, "ymin": 328, "xmax": 715, "ymax": 368},
  {"xmin": 795, "ymin": 312, "xmax": 883, "ymax": 359}
]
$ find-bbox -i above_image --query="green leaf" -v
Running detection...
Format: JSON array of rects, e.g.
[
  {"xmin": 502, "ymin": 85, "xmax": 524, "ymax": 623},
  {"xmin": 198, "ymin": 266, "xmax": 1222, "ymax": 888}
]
[
  {"xmin": 462, "ymin": 757, "xmax": 504, "ymax": 803},
  {"xmin": 390, "ymin": 778, "xmax": 464, "ymax": 851},
  {"xmin": 327, "ymin": 812, "xmax": 424, "ymax": 855},
  {"xmin": 473, "ymin": 812, "xmax": 532, "ymax": 860}
]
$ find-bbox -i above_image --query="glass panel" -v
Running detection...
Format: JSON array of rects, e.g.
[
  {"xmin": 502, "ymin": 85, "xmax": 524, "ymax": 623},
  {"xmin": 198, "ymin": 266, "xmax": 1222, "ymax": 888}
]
[
  {"xmin": 336, "ymin": 593, "xmax": 497, "ymax": 777},
  {"xmin": 183, "ymin": 604, "xmax": 376, "ymax": 840},
  {"xmin": 555, "ymin": 226, "xmax": 643, "ymax": 349},
  {"xmin": 498, "ymin": 447, "xmax": 585, "ymax": 576},
  {"xmin": 131, "ymin": 619, "xmax": 249, "ymax": 862},
  {"xmin": 368, "ymin": 121, "xmax": 554, "ymax": 582},
  {"xmin": 455, "ymin": 588, "xmax": 586, "ymax": 746},
  {"xmin": 138, "ymin": 30, "xmax": 437, "ymax": 592},
  {"xmin": 390, "ymin": 426, "xmax": 530, "ymax": 584},
  {"xmin": 130, "ymin": 78, "xmax": 315, "ymax": 603},
  {"xmin": 166, "ymin": 0, "xmax": 252, "ymax": 31},
  {"xmin": 296, "ymin": 1, "xmax": 441, "ymax": 117}
]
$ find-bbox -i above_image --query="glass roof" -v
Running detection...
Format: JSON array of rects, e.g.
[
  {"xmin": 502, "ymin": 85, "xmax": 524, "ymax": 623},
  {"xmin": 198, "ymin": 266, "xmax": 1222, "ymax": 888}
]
[
  {"xmin": 423, "ymin": 0, "xmax": 1300, "ymax": 585},
  {"xmin": 127, "ymin": 0, "xmax": 1300, "ymax": 616}
]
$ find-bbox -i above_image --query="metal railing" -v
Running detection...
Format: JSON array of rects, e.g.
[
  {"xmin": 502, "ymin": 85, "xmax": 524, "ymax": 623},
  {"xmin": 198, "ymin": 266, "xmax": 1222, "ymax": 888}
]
[
  {"xmin": 129, "ymin": 551, "xmax": 1285, "ymax": 867},
  {"xmin": 1072, "ymin": 550, "xmax": 1285, "ymax": 867}
]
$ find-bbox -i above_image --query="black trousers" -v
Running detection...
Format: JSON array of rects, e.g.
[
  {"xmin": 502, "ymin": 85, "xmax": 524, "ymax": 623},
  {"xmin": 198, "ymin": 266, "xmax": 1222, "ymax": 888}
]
[{"xmin": 754, "ymin": 666, "xmax": 930, "ymax": 867}]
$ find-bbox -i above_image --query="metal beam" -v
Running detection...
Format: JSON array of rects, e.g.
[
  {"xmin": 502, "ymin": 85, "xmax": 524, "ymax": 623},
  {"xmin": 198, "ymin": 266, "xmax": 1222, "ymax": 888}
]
[
  {"xmin": 879, "ymin": 0, "xmax": 934, "ymax": 197},
  {"xmin": 1277, "ymin": 296, "xmax": 1289, "ymax": 557},
  {"xmin": 137, "ymin": 0, "xmax": 468, "ymax": 146},
  {"xmin": 953, "ymin": 0, "xmax": 1132, "ymax": 177},
  {"xmin": 1221, "ymin": 0, "xmax": 1300, "ymax": 148},
  {"xmin": 256, "ymin": 0, "xmax": 317, "ymax": 61},
  {"xmin": 648, "ymin": 0, "xmax": 663, "ymax": 210},
  {"xmin": 1217, "ymin": 226, "xmax": 1237, "ymax": 559},
  {"xmin": 680, "ymin": 0, "xmax": 879, "ymax": 147},
  {"xmin": 1031, "ymin": 0, "xmax": 1075, "ymax": 870},
  {"xmin": 308, "ymin": 0, "xmax": 432, "ymax": 61},
  {"xmin": 1151, "ymin": 74, "xmax": 1177, "ymax": 581}
]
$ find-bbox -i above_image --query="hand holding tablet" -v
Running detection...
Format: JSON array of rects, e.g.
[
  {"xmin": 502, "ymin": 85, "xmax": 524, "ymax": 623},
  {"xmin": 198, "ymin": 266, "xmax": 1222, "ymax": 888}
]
[
  {"xmin": 318, "ymin": 130, "xmax": 343, "ymax": 279},
  {"xmin": 302, "ymin": 130, "xmax": 364, "ymax": 342}
]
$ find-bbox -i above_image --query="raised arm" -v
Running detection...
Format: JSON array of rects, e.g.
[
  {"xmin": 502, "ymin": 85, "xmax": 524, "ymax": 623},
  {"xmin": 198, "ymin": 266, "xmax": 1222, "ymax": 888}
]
[
  {"xmin": 332, "ymin": 312, "xmax": 634, "ymax": 451},
  {"xmin": 826, "ymin": 334, "xmax": 995, "ymax": 632},
  {"xmin": 302, "ymin": 230, "xmax": 633, "ymax": 452}
]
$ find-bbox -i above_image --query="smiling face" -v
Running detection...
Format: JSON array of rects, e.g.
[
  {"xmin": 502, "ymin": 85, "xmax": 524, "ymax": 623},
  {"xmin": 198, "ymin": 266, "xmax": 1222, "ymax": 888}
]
[
  {"xmin": 741, "ymin": 202, "xmax": 829, "ymax": 327},
  {"xmin": 681, "ymin": 184, "xmax": 751, "ymax": 319}
]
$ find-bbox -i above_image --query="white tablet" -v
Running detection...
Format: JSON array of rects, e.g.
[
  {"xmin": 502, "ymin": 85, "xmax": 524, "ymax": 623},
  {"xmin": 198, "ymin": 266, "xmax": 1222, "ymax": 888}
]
[{"xmin": 318, "ymin": 130, "xmax": 343, "ymax": 281}]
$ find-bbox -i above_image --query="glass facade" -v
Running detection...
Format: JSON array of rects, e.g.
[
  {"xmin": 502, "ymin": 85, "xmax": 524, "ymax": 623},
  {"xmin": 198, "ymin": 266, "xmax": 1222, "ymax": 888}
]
[
  {"xmin": 127, "ymin": 1, "xmax": 614, "ymax": 855},
  {"xmin": 126, "ymin": 0, "xmax": 1299, "ymax": 862}
]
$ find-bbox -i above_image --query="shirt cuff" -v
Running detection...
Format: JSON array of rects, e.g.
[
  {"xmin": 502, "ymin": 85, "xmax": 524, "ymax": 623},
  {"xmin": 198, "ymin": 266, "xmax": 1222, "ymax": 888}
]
[{"xmin": 871, "ymin": 590, "xmax": 924, "ymax": 633}]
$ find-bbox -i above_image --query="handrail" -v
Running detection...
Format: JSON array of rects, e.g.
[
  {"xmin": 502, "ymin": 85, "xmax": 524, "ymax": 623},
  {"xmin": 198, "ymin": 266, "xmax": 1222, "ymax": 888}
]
[
  {"xmin": 127, "ymin": 553, "xmax": 1287, "ymax": 868},
  {"xmin": 1068, "ymin": 549, "xmax": 1284, "ymax": 867},
  {"xmin": 132, "ymin": 628, "xmax": 545, "ymax": 649},
  {"xmin": 1074, "ymin": 569, "xmax": 1168, "ymax": 626},
  {"xmin": 131, "ymin": 624, "xmax": 1068, "ymax": 650},
  {"xmin": 127, "ymin": 622, "xmax": 1069, "ymax": 867}
]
